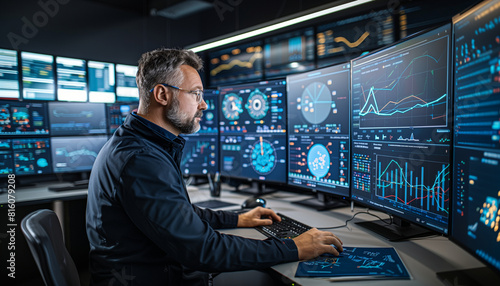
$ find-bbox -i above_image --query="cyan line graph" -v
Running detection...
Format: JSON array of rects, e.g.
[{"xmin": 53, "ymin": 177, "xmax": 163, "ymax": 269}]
[
  {"xmin": 375, "ymin": 155, "xmax": 449, "ymax": 216},
  {"xmin": 357, "ymin": 36, "xmax": 449, "ymax": 129}
]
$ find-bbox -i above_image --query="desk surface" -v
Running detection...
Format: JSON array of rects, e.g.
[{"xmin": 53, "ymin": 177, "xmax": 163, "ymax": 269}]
[
  {"xmin": 187, "ymin": 185, "xmax": 488, "ymax": 286},
  {"xmin": 2, "ymin": 183, "xmax": 491, "ymax": 285}
]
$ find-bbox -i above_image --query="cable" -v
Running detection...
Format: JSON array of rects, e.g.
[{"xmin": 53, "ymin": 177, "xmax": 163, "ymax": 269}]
[{"xmin": 317, "ymin": 210, "xmax": 393, "ymax": 230}]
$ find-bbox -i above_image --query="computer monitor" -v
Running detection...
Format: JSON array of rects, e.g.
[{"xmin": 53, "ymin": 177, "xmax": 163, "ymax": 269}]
[
  {"xmin": 21, "ymin": 51, "xmax": 55, "ymax": 101},
  {"xmin": 350, "ymin": 23, "xmax": 452, "ymax": 240},
  {"xmin": 287, "ymin": 63, "xmax": 351, "ymax": 210},
  {"xmin": 219, "ymin": 79, "xmax": 287, "ymax": 189},
  {"xmin": 115, "ymin": 64, "xmax": 139, "ymax": 102},
  {"xmin": 208, "ymin": 40, "xmax": 263, "ymax": 86},
  {"xmin": 181, "ymin": 89, "xmax": 219, "ymax": 177},
  {"xmin": 51, "ymin": 135, "xmax": 108, "ymax": 173},
  {"xmin": 440, "ymin": 0, "xmax": 500, "ymax": 282},
  {"xmin": 48, "ymin": 102, "xmax": 107, "ymax": 136},
  {"xmin": 107, "ymin": 103, "xmax": 138, "ymax": 134},
  {"xmin": 56, "ymin": 57, "xmax": 87, "ymax": 102},
  {"xmin": 88, "ymin": 61, "xmax": 116, "ymax": 103},
  {"xmin": 0, "ymin": 139, "xmax": 13, "ymax": 176},
  {"xmin": 12, "ymin": 138, "xmax": 52, "ymax": 175},
  {"xmin": 0, "ymin": 138, "xmax": 52, "ymax": 177},
  {"xmin": 0, "ymin": 101, "xmax": 50, "ymax": 136},
  {"xmin": 0, "ymin": 48, "xmax": 20, "ymax": 99},
  {"xmin": 264, "ymin": 28, "xmax": 315, "ymax": 78},
  {"xmin": 316, "ymin": 9, "xmax": 395, "ymax": 68}
]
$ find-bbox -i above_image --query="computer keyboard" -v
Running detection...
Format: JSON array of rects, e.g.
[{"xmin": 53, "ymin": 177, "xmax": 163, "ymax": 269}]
[{"xmin": 255, "ymin": 213, "xmax": 312, "ymax": 239}]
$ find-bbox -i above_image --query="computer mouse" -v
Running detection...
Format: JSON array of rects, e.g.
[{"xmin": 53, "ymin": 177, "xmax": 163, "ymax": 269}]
[{"xmin": 241, "ymin": 197, "xmax": 266, "ymax": 209}]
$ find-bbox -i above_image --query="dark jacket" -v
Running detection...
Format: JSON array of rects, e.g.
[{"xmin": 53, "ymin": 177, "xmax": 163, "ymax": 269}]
[{"xmin": 86, "ymin": 113, "xmax": 298, "ymax": 285}]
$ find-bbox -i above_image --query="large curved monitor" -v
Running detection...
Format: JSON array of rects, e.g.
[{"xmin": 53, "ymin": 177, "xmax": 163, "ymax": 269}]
[
  {"xmin": 350, "ymin": 23, "xmax": 452, "ymax": 240},
  {"xmin": 287, "ymin": 63, "xmax": 351, "ymax": 209},
  {"xmin": 446, "ymin": 0, "xmax": 500, "ymax": 280},
  {"xmin": 219, "ymin": 79, "xmax": 287, "ymax": 186}
]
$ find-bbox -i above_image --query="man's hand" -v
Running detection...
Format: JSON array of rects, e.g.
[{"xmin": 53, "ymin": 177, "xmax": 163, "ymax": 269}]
[
  {"xmin": 237, "ymin": 207, "xmax": 281, "ymax": 228},
  {"xmin": 293, "ymin": 228, "xmax": 343, "ymax": 260}
]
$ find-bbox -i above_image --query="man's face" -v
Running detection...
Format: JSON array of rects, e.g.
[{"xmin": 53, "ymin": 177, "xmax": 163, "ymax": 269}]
[{"xmin": 165, "ymin": 65, "xmax": 207, "ymax": 134}]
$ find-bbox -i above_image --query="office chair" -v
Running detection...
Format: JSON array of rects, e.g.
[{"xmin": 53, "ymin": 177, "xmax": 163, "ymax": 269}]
[{"xmin": 21, "ymin": 209, "xmax": 81, "ymax": 286}]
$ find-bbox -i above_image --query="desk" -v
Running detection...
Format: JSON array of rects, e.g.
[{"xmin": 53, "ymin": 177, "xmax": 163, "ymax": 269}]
[
  {"xmin": 188, "ymin": 185, "xmax": 489, "ymax": 286},
  {"xmin": 2, "ymin": 183, "xmax": 492, "ymax": 285}
]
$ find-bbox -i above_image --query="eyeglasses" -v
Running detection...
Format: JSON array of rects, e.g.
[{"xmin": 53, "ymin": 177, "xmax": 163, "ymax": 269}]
[{"xmin": 150, "ymin": 83, "xmax": 204, "ymax": 103}]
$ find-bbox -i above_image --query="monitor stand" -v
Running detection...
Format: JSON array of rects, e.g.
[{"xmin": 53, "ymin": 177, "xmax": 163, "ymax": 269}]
[
  {"xmin": 356, "ymin": 217, "xmax": 434, "ymax": 242},
  {"xmin": 292, "ymin": 193, "xmax": 349, "ymax": 211},
  {"xmin": 235, "ymin": 182, "xmax": 278, "ymax": 196},
  {"xmin": 437, "ymin": 267, "xmax": 500, "ymax": 285}
]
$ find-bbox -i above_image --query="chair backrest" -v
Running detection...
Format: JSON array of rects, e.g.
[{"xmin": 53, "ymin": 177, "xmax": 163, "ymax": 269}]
[{"xmin": 21, "ymin": 209, "xmax": 80, "ymax": 286}]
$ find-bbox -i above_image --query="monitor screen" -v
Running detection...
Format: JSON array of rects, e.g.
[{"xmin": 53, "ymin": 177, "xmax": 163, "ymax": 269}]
[
  {"xmin": 107, "ymin": 103, "xmax": 138, "ymax": 134},
  {"xmin": 350, "ymin": 24, "xmax": 452, "ymax": 235},
  {"xmin": 181, "ymin": 135, "xmax": 218, "ymax": 176},
  {"xmin": 208, "ymin": 41, "xmax": 263, "ymax": 86},
  {"xmin": 116, "ymin": 64, "xmax": 139, "ymax": 102},
  {"xmin": 0, "ymin": 101, "xmax": 49, "ymax": 136},
  {"xmin": 56, "ymin": 57, "xmax": 87, "ymax": 102},
  {"xmin": 451, "ymin": 0, "xmax": 500, "ymax": 274},
  {"xmin": 219, "ymin": 79, "xmax": 287, "ymax": 183},
  {"xmin": 180, "ymin": 89, "xmax": 219, "ymax": 176},
  {"xmin": 21, "ymin": 51, "xmax": 55, "ymax": 101},
  {"xmin": 0, "ymin": 139, "xmax": 13, "ymax": 176},
  {"xmin": 198, "ymin": 89, "xmax": 219, "ymax": 135},
  {"xmin": 316, "ymin": 10, "xmax": 395, "ymax": 68},
  {"xmin": 287, "ymin": 63, "xmax": 351, "ymax": 197},
  {"xmin": 0, "ymin": 48, "xmax": 20, "ymax": 99},
  {"xmin": 264, "ymin": 28, "xmax": 315, "ymax": 78},
  {"xmin": 51, "ymin": 135, "xmax": 108, "ymax": 173},
  {"xmin": 220, "ymin": 134, "xmax": 286, "ymax": 182},
  {"xmin": 219, "ymin": 79, "xmax": 286, "ymax": 134},
  {"xmin": 48, "ymin": 102, "xmax": 107, "ymax": 136},
  {"xmin": 88, "ymin": 61, "xmax": 116, "ymax": 103},
  {"xmin": 12, "ymin": 138, "xmax": 52, "ymax": 175}
]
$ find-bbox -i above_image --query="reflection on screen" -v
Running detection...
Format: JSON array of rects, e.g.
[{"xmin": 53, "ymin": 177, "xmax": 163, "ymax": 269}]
[
  {"xmin": 57, "ymin": 57, "xmax": 87, "ymax": 102},
  {"xmin": 49, "ymin": 102, "xmax": 106, "ymax": 136},
  {"xmin": 0, "ymin": 48, "xmax": 20, "ymax": 99},
  {"xmin": 0, "ymin": 101, "xmax": 49, "ymax": 136},
  {"xmin": 89, "ymin": 61, "xmax": 116, "ymax": 103},
  {"xmin": 21, "ymin": 52, "xmax": 55, "ymax": 101},
  {"xmin": 51, "ymin": 135, "xmax": 107, "ymax": 173},
  {"xmin": 116, "ymin": 64, "xmax": 139, "ymax": 102}
]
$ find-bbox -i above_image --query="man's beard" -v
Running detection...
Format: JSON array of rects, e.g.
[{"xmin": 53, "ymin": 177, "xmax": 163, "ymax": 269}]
[{"xmin": 165, "ymin": 97, "xmax": 202, "ymax": 134}]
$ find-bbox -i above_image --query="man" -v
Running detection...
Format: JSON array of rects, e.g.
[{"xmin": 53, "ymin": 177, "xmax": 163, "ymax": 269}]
[{"xmin": 86, "ymin": 48, "xmax": 343, "ymax": 285}]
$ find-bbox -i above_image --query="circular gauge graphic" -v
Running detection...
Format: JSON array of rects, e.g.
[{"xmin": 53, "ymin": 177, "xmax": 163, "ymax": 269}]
[
  {"xmin": 37, "ymin": 158, "xmax": 49, "ymax": 168},
  {"xmin": 307, "ymin": 144, "xmax": 330, "ymax": 178},
  {"xmin": 299, "ymin": 82, "xmax": 332, "ymax": 124},
  {"xmin": 250, "ymin": 137, "xmax": 277, "ymax": 175},
  {"xmin": 245, "ymin": 89, "xmax": 269, "ymax": 120},
  {"xmin": 222, "ymin": 93, "xmax": 243, "ymax": 120},
  {"xmin": 205, "ymin": 111, "xmax": 214, "ymax": 121}
]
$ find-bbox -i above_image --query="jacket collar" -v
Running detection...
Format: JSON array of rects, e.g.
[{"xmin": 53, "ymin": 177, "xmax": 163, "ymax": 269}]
[{"xmin": 124, "ymin": 112, "xmax": 185, "ymax": 151}]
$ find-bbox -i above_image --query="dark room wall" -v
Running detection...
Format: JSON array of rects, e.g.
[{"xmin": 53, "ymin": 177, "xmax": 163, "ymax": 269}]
[{"xmin": 0, "ymin": 0, "xmax": 171, "ymax": 65}]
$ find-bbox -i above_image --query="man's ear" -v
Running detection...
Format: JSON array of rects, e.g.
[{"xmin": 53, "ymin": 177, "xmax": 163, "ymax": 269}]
[{"xmin": 151, "ymin": 85, "xmax": 172, "ymax": 107}]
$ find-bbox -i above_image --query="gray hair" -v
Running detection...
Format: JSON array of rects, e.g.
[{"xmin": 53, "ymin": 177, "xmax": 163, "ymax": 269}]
[{"xmin": 136, "ymin": 48, "xmax": 203, "ymax": 111}]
